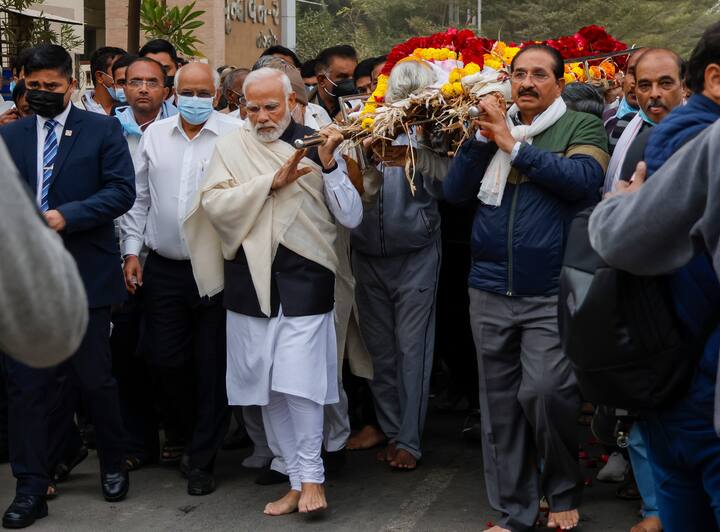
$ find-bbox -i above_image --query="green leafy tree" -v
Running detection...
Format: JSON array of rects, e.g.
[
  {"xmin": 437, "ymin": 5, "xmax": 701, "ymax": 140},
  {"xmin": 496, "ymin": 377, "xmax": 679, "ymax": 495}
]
[
  {"xmin": 1, "ymin": 0, "xmax": 82, "ymax": 54},
  {"xmin": 297, "ymin": 0, "xmax": 719, "ymax": 61},
  {"xmin": 140, "ymin": 0, "xmax": 205, "ymax": 56}
]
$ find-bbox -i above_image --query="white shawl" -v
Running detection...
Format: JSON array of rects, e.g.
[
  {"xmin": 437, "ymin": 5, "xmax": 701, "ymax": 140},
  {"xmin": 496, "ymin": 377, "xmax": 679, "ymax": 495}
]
[
  {"xmin": 479, "ymin": 96, "xmax": 567, "ymax": 206},
  {"xmin": 182, "ymin": 122, "xmax": 339, "ymax": 317}
]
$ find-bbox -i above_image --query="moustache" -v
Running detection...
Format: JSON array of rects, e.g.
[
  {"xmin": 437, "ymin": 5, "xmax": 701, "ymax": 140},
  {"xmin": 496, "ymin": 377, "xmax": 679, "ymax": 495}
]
[
  {"xmin": 518, "ymin": 88, "xmax": 540, "ymax": 98},
  {"xmin": 646, "ymin": 98, "xmax": 668, "ymax": 110}
]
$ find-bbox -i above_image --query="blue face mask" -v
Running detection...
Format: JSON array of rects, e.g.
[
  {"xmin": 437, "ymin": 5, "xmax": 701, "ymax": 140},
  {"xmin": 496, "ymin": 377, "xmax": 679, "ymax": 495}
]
[
  {"xmin": 638, "ymin": 107, "xmax": 657, "ymax": 126},
  {"xmin": 9, "ymin": 80, "xmax": 16, "ymax": 94},
  {"xmin": 177, "ymin": 95, "xmax": 214, "ymax": 125},
  {"xmin": 616, "ymin": 97, "xmax": 637, "ymax": 120},
  {"xmin": 115, "ymin": 88, "xmax": 127, "ymax": 104}
]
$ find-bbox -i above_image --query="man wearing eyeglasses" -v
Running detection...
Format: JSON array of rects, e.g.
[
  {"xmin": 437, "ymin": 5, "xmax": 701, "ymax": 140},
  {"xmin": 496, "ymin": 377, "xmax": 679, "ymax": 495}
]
[
  {"xmin": 119, "ymin": 62, "xmax": 241, "ymax": 497},
  {"xmin": 115, "ymin": 57, "xmax": 177, "ymax": 156},
  {"xmin": 443, "ymin": 44, "xmax": 609, "ymax": 532}
]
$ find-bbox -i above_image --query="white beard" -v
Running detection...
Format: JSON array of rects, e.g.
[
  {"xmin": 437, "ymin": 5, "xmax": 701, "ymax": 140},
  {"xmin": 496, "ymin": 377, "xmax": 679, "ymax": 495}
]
[{"xmin": 253, "ymin": 110, "xmax": 292, "ymax": 143}]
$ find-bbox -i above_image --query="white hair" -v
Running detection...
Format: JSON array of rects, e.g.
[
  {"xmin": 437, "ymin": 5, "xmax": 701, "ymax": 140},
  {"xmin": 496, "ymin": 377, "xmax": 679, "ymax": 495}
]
[
  {"xmin": 385, "ymin": 61, "xmax": 436, "ymax": 103},
  {"xmin": 242, "ymin": 67, "xmax": 292, "ymax": 101},
  {"xmin": 174, "ymin": 62, "xmax": 221, "ymax": 90}
]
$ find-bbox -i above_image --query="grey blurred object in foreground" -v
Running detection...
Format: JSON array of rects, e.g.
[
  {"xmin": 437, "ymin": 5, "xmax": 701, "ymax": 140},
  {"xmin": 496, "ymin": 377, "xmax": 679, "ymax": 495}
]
[{"xmin": 0, "ymin": 138, "xmax": 88, "ymax": 367}]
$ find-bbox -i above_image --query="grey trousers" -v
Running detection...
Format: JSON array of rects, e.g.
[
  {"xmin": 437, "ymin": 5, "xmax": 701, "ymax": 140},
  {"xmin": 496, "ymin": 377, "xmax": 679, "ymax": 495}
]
[
  {"xmin": 353, "ymin": 240, "xmax": 441, "ymax": 459},
  {"xmin": 468, "ymin": 288, "xmax": 582, "ymax": 532}
]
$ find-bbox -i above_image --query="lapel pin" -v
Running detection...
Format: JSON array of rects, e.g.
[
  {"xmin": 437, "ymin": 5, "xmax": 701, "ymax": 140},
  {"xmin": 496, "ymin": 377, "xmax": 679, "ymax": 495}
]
[{"xmin": 65, "ymin": 130, "xmax": 73, "ymax": 137}]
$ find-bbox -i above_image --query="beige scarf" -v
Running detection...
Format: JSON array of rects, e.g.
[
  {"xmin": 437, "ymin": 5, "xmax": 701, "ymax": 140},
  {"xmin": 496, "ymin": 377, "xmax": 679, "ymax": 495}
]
[{"xmin": 182, "ymin": 122, "xmax": 339, "ymax": 317}]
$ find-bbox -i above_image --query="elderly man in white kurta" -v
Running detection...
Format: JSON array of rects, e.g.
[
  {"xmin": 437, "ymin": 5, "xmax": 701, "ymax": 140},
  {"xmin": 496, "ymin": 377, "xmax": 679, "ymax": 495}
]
[{"xmin": 183, "ymin": 67, "xmax": 362, "ymax": 515}]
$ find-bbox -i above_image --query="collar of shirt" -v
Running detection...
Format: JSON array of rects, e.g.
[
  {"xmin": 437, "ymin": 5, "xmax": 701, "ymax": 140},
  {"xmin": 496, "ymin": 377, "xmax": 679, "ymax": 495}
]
[
  {"xmin": 172, "ymin": 110, "xmax": 221, "ymax": 141},
  {"xmin": 81, "ymin": 90, "xmax": 108, "ymax": 115},
  {"xmin": 37, "ymin": 100, "xmax": 73, "ymax": 131}
]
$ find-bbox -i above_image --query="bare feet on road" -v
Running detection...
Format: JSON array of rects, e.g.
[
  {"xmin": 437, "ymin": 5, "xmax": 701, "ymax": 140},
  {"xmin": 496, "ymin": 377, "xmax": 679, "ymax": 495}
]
[
  {"xmin": 299, "ymin": 482, "xmax": 327, "ymax": 513},
  {"xmin": 548, "ymin": 509, "xmax": 580, "ymax": 530},
  {"xmin": 376, "ymin": 441, "xmax": 397, "ymax": 462},
  {"xmin": 631, "ymin": 515, "xmax": 663, "ymax": 532},
  {"xmin": 264, "ymin": 490, "xmax": 300, "ymax": 516},
  {"xmin": 346, "ymin": 425, "xmax": 386, "ymax": 450},
  {"xmin": 389, "ymin": 448, "xmax": 417, "ymax": 470}
]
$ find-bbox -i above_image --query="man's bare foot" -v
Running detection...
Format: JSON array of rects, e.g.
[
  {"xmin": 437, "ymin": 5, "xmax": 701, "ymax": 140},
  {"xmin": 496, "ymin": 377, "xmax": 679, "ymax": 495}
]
[
  {"xmin": 298, "ymin": 482, "xmax": 327, "ymax": 513},
  {"xmin": 346, "ymin": 425, "xmax": 386, "ymax": 450},
  {"xmin": 483, "ymin": 526, "xmax": 510, "ymax": 532},
  {"xmin": 376, "ymin": 442, "xmax": 397, "ymax": 462},
  {"xmin": 631, "ymin": 515, "xmax": 662, "ymax": 532},
  {"xmin": 389, "ymin": 448, "xmax": 417, "ymax": 470},
  {"xmin": 263, "ymin": 490, "xmax": 300, "ymax": 516},
  {"xmin": 548, "ymin": 509, "xmax": 580, "ymax": 530}
]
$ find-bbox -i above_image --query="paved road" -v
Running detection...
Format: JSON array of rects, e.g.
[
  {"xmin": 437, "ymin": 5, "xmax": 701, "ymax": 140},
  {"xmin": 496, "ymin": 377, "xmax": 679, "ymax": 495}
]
[{"xmin": 0, "ymin": 409, "xmax": 639, "ymax": 531}]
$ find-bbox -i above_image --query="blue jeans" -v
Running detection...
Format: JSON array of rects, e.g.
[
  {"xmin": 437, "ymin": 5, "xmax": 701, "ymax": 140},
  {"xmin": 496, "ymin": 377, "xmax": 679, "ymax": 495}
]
[
  {"xmin": 640, "ymin": 398, "xmax": 720, "ymax": 531},
  {"xmin": 628, "ymin": 424, "xmax": 659, "ymax": 518}
]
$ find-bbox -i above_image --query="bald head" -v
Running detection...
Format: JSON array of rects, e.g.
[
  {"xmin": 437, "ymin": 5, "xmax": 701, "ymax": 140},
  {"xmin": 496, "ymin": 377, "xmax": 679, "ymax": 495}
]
[
  {"xmin": 635, "ymin": 48, "xmax": 685, "ymax": 81},
  {"xmin": 175, "ymin": 62, "xmax": 220, "ymax": 93}
]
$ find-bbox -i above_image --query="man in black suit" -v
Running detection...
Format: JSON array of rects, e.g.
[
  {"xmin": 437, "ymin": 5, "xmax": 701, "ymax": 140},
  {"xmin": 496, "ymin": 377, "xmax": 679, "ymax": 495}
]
[{"xmin": 0, "ymin": 44, "xmax": 135, "ymax": 528}]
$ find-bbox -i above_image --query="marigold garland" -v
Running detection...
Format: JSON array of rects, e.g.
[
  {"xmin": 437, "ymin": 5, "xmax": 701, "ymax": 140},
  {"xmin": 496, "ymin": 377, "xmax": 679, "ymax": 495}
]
[{"xmin": 359, "ymin": 25, "xmax": 627, "ymax": 128}]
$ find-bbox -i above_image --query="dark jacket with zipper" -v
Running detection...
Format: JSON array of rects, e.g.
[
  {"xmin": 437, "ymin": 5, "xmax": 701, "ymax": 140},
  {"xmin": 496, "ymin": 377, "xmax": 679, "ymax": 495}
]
[
  {"xmin": 443, "ymin": 110, "xmax": 609, "ymax": 297},
  {"xmin": 351, "ymin": 165, "xmax": 444, "ymax": 257}
]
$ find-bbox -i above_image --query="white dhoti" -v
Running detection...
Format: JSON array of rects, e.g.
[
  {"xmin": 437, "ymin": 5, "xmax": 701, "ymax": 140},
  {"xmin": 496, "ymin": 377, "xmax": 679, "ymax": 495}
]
[
  {"xmin": 226, "ymin": 308, "xmax": 339, "ymax": 406},
  {"xmin": 226, "ymin": 307, "xmax": 339, "ymax": 489}
]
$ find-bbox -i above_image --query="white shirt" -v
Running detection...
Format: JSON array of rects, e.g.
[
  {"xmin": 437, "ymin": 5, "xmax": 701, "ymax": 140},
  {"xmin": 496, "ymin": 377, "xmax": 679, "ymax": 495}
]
[
  {"xmin": 79, "ymin": 90, "xmax": 108, "ymax": 115},
  {"xmin": 322, "ymin": 153, "xmax": 363, "ymax": 229},
  {"xmin": 120, "ymin": 111, "xmax": 243, "ymax": 260},
  {"xmin": 35, "ymin": 102, "xmax": 73, "ymax": 207},
  {"xmin": 305, "ymin": 102, "xmax": 332, "ymax": 129}
]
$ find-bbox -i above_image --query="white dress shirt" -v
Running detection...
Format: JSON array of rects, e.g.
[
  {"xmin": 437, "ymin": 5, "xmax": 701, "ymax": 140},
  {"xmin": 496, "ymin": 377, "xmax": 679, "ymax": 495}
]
[
  {"xmin": 120, "ymin": 111, "xmax": 243, "ymax": 260},
  {"xmin": 322, "ymin": 154, "xmax": 363, "ymax": 229},
  {"xmin": 35, "ymin": 102, "xmax": 73, "ymax": 207}
]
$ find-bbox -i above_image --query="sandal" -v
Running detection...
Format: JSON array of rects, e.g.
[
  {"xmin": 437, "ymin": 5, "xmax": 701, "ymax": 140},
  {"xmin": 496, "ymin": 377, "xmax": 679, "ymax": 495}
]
[
  {"xmin": 125, "ymin": 456, "xmax": 147, "ymax": 472},
  {"xmin": 160, "ymin": 444, "xmax": 184, "ymax": 464},
  {"xmin": 46, "ymin": 482, "xmax": 58, "ymax": 500}
]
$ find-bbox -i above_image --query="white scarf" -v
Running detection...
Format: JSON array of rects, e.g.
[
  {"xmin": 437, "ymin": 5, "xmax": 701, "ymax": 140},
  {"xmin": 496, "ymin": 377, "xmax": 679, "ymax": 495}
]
[
  {"xmin": 479, "ymin": 96, "xmax": 567, "ymax": 206},
  {"xmin": 602, "ymin": 113, "xmax": 644, "ymax": 194}
]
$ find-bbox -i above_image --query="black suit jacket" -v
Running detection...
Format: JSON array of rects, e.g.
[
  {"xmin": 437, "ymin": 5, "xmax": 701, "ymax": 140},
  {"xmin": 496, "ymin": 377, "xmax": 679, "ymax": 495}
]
[{"xmin": 0, "ymin": 106, "xmax": 136, "ymax": 308}]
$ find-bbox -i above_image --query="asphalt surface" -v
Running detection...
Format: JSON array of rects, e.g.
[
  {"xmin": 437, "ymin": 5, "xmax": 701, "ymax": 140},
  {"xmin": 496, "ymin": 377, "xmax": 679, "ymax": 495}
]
[{"xmin": 0, "ymin": 408, "xmax": 640, "ymax": 531}]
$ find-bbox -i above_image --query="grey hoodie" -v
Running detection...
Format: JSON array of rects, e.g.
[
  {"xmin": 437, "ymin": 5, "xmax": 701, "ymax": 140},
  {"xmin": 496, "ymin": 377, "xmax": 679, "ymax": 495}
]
[
  {"xmin": 588, "ymin": 119, "xmax": 720, "ymax": 437},
  {"xmin": 0, "ymin": 139, "xmax": 88, "ymax": 367},
  {"xmin": 351, "ymin": 149, "xmax": 448, "ymax": 257}
]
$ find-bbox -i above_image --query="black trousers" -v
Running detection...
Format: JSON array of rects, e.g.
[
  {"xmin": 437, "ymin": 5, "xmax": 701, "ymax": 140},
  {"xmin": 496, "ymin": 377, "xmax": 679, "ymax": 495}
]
[
  {"xmin": 141, "ymin": 252, "xmax": 229, "ymax": 471},
  {"xmin": 111, "ymin": 295, "xmax": 159, "ymax": 462},
  {"xmin": 4, "ymin": 307, "xmax": 126, "ymax": 496}
]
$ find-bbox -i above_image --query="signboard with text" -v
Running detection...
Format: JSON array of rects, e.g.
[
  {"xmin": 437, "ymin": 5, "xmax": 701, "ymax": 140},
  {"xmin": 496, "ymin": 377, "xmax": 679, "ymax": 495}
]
[{"xmin": 224, "ymin": 0, "xmax": 282, "ymax": 66}]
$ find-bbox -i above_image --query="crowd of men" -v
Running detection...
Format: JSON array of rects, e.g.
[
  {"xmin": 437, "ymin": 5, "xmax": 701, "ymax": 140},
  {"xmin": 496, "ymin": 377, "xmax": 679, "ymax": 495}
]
[{"xmin": 0, "ymin": 20, "xmax": 719, "ymax": 532}]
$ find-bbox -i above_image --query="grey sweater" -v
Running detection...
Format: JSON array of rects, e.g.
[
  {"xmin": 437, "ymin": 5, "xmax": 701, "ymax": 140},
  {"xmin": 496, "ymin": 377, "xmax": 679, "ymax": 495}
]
[
  {"xmin": 0, "ymin": 139, "xmax": 88, "ymax": 367},
  {"xmin": 588, "ymin": 119, "xmax": 720, "ymax": 436}
]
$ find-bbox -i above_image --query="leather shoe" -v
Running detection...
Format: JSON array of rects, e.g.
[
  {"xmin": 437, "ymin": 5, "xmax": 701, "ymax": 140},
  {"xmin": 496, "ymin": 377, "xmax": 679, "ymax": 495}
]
[
  {"xmin": 187, "ymin": 469, "xmax": 215, "ymax": 496},
  {"xmin": 101, "ymin": 470, "xmax": 129, "ymax": 502},
  {"xmin": 54, "ymin": 445, "xmax": 88, "ymax": 482},
  {"xmin": 2, "ymin": 495, "xmax": 47, "ymax": 529}
]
